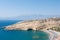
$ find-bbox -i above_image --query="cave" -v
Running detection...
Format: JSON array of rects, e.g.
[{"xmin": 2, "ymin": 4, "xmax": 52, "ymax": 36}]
[{"xmin": 27, "ymin": 28, "xmax": 33, "ymax": 31}]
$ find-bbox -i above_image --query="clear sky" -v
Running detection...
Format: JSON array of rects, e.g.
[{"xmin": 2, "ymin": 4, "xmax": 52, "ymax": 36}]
[{"xmin": 0, "ymin": 0, "xmax": 60, "ymax": 20}]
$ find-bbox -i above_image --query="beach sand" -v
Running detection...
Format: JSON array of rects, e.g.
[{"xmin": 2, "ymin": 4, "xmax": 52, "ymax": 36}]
[{"xmin": 43, "ymin": 30, "xmax": 60, "ymax": 40}]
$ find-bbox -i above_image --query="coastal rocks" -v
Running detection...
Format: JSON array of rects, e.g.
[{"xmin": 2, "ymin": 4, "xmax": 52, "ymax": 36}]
[
  {"xmin": 5, "ymin": 17, "xmax": 60, "ymax": 30},
  {"xmin": 5, "ymin": 20, "xmax": 40, "ymax": 30}
]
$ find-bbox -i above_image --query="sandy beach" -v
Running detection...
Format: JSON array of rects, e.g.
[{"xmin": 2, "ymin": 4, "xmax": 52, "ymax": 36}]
[{"xmin": 44, "ymin": 30, "xmax": 60, "ymax": 40}]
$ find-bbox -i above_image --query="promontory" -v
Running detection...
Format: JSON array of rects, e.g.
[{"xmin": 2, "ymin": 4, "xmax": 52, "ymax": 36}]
[{"xmin": 5, "ymin": 17, "xmax": 60, "ymax": 31}]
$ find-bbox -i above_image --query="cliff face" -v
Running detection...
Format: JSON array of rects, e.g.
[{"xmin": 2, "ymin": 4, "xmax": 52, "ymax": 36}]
[{"xmin": 5, "ymin": 17, "xmax": 60, "ymax": 30}]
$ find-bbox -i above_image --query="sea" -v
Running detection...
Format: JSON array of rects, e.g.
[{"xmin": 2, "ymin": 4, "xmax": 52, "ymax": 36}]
[{"xmin": 0, "ymin": 20, "xmax": 49, "ymax": 40}]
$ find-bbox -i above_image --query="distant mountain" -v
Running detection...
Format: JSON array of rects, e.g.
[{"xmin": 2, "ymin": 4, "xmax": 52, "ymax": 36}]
[
  {"xmin": 12, "ymin": 15, "xmax": 60, "ymax": 20},
  {"xmin": 0, "ymin": 15, "xmax": 60, "ymax": 20}
]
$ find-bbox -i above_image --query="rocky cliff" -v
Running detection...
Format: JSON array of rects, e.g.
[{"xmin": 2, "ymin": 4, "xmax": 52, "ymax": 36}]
[{"xmin": 5, "ymin": 17, "xmax": 60, "ymax": 31}]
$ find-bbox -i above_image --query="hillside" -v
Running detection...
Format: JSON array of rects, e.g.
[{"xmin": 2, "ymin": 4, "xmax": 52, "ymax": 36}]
[{"xmin": 5, "ymin": 17, "xmax": 60, "ymax": 31}]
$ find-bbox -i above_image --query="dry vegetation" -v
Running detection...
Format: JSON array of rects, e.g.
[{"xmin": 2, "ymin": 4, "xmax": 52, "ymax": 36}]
[
  {"xmin": 5, "ymin": 17, "xmax": 60, "ymax": 31},
  {"xmin": 50, "ymin": 27, "xmax": 60, "ymax": 32}
]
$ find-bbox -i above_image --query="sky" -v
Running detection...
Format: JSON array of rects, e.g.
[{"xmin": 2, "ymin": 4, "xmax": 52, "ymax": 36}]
[{"xmin": 0, "ymin": 0, "xmax": 60, "ymax": 20}]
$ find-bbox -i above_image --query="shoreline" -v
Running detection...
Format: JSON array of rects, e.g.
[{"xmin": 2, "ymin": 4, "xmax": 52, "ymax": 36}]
[
  {"xmin": 43, "ymin": 30, "xmax": 60, "ymax": 40},
  {"xmin": 42, "ymin": 30, "xmax": 52, "ymax": 40}
]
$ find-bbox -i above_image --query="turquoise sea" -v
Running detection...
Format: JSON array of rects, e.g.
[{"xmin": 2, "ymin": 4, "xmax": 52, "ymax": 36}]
[{"xmin": 0, "ymin": 20, "xmax": 49, "ymax": 40}]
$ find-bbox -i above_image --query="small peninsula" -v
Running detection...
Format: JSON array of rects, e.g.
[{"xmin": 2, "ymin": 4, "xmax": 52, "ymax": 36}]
[{"xmin": 5, "ymin": 17, "xmax": 60, "ymax": 31}]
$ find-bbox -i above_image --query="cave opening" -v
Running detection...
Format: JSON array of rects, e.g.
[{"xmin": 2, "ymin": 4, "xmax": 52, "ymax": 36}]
[{"xmin": 27, "ymin": 28, "xmax": 33, "ymax": 31}]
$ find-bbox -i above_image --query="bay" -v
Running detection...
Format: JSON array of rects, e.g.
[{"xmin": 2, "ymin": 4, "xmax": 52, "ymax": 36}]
[{"xmin": 0, "ymin": 20, "xmax": 49, "ymax": 40}]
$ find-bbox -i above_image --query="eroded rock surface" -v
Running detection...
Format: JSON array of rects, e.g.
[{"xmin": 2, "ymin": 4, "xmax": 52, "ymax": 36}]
[{"xmin": 5, "ymin": 17, "xmax": 60, "ymax": 30}]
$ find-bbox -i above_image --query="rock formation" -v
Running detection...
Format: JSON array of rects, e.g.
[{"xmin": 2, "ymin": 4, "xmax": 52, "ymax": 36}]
[{"xmin": 5, "ymin": 17, "xmax": 60, "ymax": 30}]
